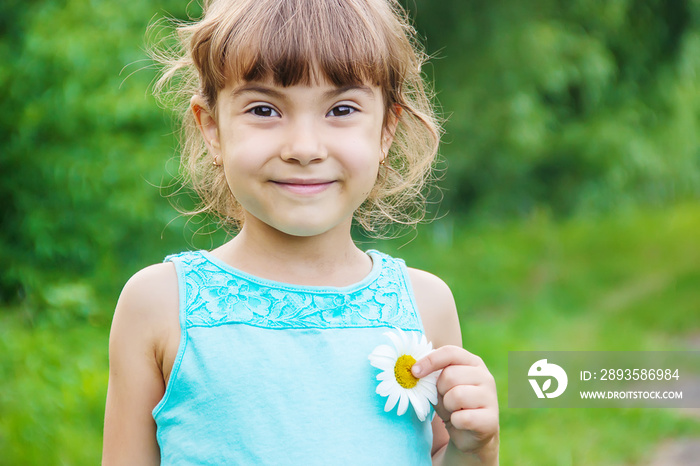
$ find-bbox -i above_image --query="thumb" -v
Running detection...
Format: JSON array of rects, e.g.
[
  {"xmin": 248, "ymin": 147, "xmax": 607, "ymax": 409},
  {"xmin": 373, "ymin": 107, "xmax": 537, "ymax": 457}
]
[
  {"xmin": 410, "ymin": 347, "xmax": 447, "ymax": 378},
  {"xmin": 412, "ymin": 345, "xmax": 482, "ymax": 378}
]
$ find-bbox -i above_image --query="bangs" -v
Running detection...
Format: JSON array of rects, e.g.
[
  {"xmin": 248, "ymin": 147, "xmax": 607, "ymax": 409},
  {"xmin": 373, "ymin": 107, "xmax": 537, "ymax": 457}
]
[{"xmin": 196, "ymin": 0, "xmax": 406, "ymax": 98}]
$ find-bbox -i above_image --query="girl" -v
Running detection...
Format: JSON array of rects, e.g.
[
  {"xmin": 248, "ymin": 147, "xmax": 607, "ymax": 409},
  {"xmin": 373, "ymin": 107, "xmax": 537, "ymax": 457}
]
[{"xmin": 102, "ymin": 0, "xmax": 499, "ymax": 464}]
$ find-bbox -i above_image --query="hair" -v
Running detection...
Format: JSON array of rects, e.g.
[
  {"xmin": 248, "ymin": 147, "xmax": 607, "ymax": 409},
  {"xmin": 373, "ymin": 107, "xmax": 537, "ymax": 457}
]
[{"xmin": 151, "ymin": 0, "xmax": 442, "ymax": 236}]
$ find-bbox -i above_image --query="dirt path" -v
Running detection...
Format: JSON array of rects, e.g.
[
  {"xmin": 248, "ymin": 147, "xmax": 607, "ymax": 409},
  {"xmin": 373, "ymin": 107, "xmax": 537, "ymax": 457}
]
[
  {"xmin": 646, "ymin": 438, "xmax": 700, "ymax": 466},
  {"xmin": 644, "ymin": 334, "xmax": 700, "ymax": 466}
]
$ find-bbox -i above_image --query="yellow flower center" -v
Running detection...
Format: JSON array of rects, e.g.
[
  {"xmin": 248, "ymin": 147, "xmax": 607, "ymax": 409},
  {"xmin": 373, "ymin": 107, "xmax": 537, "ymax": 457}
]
[{"xmin": 394, "ymin": 354, "xmax": 419, "ymax": 389}]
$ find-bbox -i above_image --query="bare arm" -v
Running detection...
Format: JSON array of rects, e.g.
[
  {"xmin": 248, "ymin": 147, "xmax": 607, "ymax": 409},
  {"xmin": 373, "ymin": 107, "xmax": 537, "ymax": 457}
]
[
  {"xmin": 408, "ymin": 268, "xmax": 500, "ymax": 465},
  {"xmin": 102, "ymin": 263, "xmax": 179, "ymax": 465}
]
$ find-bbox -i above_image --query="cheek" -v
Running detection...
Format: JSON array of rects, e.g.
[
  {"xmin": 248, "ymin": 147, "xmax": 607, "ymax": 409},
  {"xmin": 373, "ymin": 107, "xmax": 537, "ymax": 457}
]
[
  {"xmin": 219, "ymin": 140, "xmax": 266, "ymax": 201},
  {"xmin": 343, "ymin": 147, "xmax": 381, "ymax": 194},
  {"xmin": 337, "ymin": 126, "xmax": 383, "ymax": 161},
  {"xmin": 221, "ymin": 131, "xmax": 272, "ymax": 169},
  {"xmin": 340, "ymin": 140, "xmax": 378, "ymax": 161}
]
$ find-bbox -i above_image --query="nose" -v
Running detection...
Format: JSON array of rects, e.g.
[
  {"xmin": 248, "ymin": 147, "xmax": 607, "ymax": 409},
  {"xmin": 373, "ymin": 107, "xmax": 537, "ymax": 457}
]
[{"xmin": 280, "ymin": 117, "xmax": 327, "ymax": 165}]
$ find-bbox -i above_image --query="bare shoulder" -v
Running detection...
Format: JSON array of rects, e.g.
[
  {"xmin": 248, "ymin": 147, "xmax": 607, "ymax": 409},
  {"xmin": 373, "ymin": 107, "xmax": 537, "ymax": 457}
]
[
  {"xmin": 112, "ymin": 262, "xmax": 180, "ymax": 365},
  {"xmin": 116, "ymin": 262, "xmax": 179, "ymax": 322},
  {"xmin": 406, "ymin": 267, "xmax": 462, "ymax": 348}
]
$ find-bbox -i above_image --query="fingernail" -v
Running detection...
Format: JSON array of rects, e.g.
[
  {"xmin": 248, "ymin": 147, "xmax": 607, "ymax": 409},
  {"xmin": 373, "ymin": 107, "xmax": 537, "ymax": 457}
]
[{"xmin": 412, "ymin": 364, "xmax": 422, "ymax": 377}]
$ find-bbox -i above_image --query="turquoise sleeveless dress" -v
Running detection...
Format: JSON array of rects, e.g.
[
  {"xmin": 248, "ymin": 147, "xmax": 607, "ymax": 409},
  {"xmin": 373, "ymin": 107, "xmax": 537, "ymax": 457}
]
[{"xmin": 152, "ymin": 249, "xmax": 433, "ymax": 465}]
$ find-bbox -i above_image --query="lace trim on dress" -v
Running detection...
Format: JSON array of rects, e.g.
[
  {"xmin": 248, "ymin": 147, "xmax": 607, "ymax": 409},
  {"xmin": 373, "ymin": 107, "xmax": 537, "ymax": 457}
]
[{"xmin": 165, "ymin": 250, "xmax": 422, "ymax": 331}]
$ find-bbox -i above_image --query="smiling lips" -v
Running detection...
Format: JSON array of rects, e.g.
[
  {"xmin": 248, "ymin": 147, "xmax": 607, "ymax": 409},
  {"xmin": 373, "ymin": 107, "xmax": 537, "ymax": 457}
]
[{"xmin": 272, "ymin": 179, "xmax": 336, "ymax": 195}]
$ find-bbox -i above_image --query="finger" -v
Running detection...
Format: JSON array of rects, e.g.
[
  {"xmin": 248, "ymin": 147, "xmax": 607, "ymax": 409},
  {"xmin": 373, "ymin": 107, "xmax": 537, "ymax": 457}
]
[
  {"xmin": 434, "ymin": 392, "xmax": 451, "ymax": 422},
  {"xmin": 411, "ymin": 345, "xmax": 484, "ymax": 378},
  {"xmin": 433, "ymin": 369, "xmax": 498, "ymax": 422},
  {"xmin": 436, "ymin": 364, "xmax": 494, "ymax": 396},
  {"xmin": 442, "ymin": 384, "xmax": 496, "ymax": 414},
  {"xmin": 449, "ymin": 407, "xmax": 499, "ymax": 440}
]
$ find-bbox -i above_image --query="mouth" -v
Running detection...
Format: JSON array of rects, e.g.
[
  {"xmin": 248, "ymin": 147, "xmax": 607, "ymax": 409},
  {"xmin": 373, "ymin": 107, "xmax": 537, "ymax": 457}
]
[{"xmin": 271, "ymin": 179, "xmax": 336, "ymax": 195}]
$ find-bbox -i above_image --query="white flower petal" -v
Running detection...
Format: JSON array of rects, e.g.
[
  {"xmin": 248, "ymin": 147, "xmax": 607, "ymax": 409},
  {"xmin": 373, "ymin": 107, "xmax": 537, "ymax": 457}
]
[
  {"xmin": 376, "ymin": 380, "xmax": 395, "ymax": 397},
  {"xmin": 419, "ymin": 333, "xmax": 428, "ymax": 347},
  {"xmin": 405, "ymin": 332, "xmax": 414, "ymax": 355},
  {"xmin": 385, "ymin": 330, "xmax": 404, "ymax": 352},
  {"xmin": 396, "ymin": 391, "xmax": 409, "ymax": 416},
  {"xmin": 384, "ymin": 389, "xmax": 400, "ymax": 412},
  {"xmin": 368, "ymin": 346, "xmax": 397, "ymax": 370},
  {"xmin": 408, "ymin": 389, "xmax": 429, "ymax": 421},
  {"xmin": 420, "ymin": 397, "xmax": 432, "ymax": 421},
  {"xmin": 416, "ymin": 380, "xmax": 438, "ymax": 405},
  {"xmin": 412, "ymin": 348, "xmax": 426, "ymax": 361},
  {"xmin": 399, "ymin": 328, "xmax": 411, "ymax": 345},
  {"xmin": 369, "ymin": 344, "xmax": 397, "ymax": 360},
  {"xmin": 421, "ymin": 370, "xmax": 441, "ymax": 384},
  {"xmin": 405, "ymin": 387, "xmax": 420, "ymax": 411},
  {"xmin": 369, "ymin": 354, "xmax": 396, "ymax": 371},
  {"xmin": 414, "ymin": 344, "xmax": 433, "ymax": 360}
]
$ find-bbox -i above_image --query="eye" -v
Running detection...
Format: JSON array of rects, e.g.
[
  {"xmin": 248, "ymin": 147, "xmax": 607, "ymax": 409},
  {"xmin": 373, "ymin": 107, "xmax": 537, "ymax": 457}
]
[
  {"xmin": 327, "ymin": 105, "xmax": 356, "ymax": 117},
  {"xmin": 248, "ymin": 105, "xmax": 279, "ymax": 117}
]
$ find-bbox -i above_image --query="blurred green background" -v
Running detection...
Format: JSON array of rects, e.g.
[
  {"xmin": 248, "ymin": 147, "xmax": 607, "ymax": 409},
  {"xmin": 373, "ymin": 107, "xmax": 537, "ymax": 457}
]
[{"xmin": 1, "ymin": 0, "xmax": 699, "ymax": 464}]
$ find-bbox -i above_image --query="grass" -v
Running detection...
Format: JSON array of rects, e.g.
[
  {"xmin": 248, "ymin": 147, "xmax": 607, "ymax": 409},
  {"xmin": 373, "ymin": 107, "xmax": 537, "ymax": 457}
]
[
  {"xmin": 1, "ymin": 202, "xmax": 699, "ymax": 465},
  {"xmin": 0, "ymin": 317, "xmax": 108, "ymax": 465}
]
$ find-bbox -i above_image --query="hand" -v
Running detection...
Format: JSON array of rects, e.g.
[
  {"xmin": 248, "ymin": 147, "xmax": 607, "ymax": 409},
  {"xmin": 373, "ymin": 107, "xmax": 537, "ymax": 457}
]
[{"xmin": 412, "ymin": 346, "xmax": 499, "ymax": 455}]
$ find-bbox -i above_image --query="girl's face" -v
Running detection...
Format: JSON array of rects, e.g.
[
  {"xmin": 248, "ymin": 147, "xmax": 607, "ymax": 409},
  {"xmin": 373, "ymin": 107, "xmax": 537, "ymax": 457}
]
[{"xmin": 193, "ymin": 76, "xmax": 394, "ymax": 238}]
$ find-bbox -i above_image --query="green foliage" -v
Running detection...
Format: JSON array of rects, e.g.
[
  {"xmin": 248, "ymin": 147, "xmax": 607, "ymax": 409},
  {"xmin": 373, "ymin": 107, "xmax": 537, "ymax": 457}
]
[
  {"xmin": 407, "ymin": 0, "xmax": 700, "ymax": 217},
  {"xmin": 0, "ymin": 0, "xmax": 209, "ymax": 308},
  {"xmin": 0, "ymin": 315, "xmax": 108, "ymax": 465}
]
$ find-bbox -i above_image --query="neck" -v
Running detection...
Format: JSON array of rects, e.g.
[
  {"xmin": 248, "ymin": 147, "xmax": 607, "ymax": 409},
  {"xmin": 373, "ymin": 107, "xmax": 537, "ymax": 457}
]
[{"xmin": 214, "ymin": 217, "xmax": 371, "ymax": 287}]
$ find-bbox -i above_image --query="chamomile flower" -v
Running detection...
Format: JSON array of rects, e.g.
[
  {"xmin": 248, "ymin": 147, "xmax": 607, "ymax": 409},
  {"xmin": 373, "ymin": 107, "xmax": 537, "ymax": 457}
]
[{"xmin": 368, "ymin": 329, "xmax": 440, "ymax": 421}]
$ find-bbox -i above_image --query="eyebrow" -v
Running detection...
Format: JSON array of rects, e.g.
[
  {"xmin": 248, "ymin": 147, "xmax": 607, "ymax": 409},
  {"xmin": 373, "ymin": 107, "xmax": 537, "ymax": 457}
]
[
  {"xmin": 230, "ymin": 83, "xmax": 376, "ymax": 101},
  {"xmin": 230, "ymin": 84, "xmax": 286, "ymax": 100},
  {"xmin": 324, "ymin": 84, "xmax": 376, "ymax": 100}
]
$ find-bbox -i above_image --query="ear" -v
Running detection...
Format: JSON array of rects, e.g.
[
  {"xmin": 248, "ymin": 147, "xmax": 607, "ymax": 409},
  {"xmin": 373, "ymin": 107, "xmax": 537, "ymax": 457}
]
[
  {"xmin": 381, "ymin": 104, "xmax": 402, "ymax": 158},
  {"xmin": 191, "ymin": 95, "xmax": 221, "ymax": 161}
]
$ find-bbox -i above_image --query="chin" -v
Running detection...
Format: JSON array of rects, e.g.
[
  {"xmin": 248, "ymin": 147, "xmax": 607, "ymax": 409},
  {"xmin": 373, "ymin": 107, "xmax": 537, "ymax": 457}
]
[
  {"xmin": 278, "ymin": 225, "xmax": 334, "ymax": 238},
  {"xmin": 272, "ymin": 218, "xmax": 348, "ymax": 238}
]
